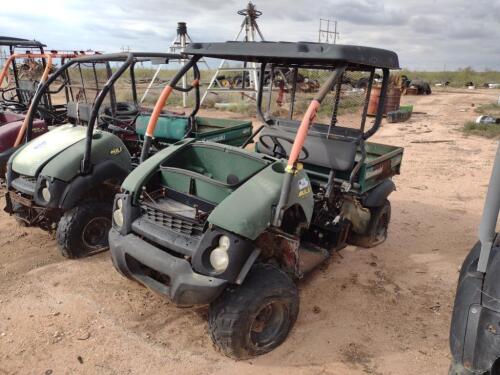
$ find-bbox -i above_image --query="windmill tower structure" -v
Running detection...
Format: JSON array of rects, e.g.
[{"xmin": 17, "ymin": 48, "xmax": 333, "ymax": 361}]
[{"xmin": 201, "ymin": 2, "xmax": 265, "ymax": 105}]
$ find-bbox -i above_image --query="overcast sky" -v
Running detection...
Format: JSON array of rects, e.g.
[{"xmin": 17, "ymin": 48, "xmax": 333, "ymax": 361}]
[{"xmin": 1, "ymin": 0, "xmax": 499, "ymax": 70}]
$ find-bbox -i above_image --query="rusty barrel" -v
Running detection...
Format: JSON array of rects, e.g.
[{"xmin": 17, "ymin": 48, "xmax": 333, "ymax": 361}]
[{"xmin": 367, "ymin": 86, "xmax": 401, "ymax": 116}]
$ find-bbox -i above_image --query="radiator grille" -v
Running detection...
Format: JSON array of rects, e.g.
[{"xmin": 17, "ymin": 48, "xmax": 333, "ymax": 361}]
[
  {"xmin": 140, "ymin": 202, "xmax": 205, "ymax": 237},
  {"xmin": 11, "ymin": 175, "xmax": 37, "ymax": 195}
]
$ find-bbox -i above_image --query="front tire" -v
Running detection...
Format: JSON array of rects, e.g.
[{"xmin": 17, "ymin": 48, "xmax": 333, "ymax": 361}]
[
  {"xmin": 208, "ymin": 263, "xmax": 299, "ymax": 359},
  {"xmin": 56, "ymin": 201, "xmax": 112, "ymax": 259}
]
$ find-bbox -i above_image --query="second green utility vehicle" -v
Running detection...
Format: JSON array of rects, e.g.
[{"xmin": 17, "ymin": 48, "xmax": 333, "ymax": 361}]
[
  {"xmin": 5, "ymin": 52, "xmax": 252, "ymax": 258},
  {"xmin": 109, "ymin": 41, "xmax": 404, "ymax": 358}
]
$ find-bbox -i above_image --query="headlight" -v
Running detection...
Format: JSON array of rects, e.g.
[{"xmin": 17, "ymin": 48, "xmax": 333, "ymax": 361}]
[
  {"xmin": 210, "ymin": 247, "xmax": 229, "ymax": 273},
  {"xmin": 41, "ymin": 181, "xmax": 51, "ymax": 202},
  {"xmin": 209, "ymin": 236, "xmax": 231, "ymax": 273},
  {"xmin": 113, "ymin": 199, "xmax": 124, "ymax": 228}
]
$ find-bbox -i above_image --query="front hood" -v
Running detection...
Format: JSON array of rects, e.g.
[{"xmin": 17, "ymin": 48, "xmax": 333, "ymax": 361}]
[
  {"xmin": 207, "ymin": 162, "xmax": 314, "ymax": 240},
  {"xmin": 12, "ymin": 124, "xmax": 86, "ymax": 177}
]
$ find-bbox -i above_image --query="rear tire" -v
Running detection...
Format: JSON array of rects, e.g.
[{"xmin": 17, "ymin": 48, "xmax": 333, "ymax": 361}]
[
  {"xmin": 56, "ymin": 201, "xmax": 112, "ymax": 259},
  {"xmin": 348, "ymin": 200, "xmax": 391, "ymax": 248},
  {"xmin": 208, "ymin": 263, "xmax": 299, "ymax": 359}
]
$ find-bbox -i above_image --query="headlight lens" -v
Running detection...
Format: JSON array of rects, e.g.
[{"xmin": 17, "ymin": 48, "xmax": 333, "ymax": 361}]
[
  {"xmin": 113, "ymin": 199, "xmax": 124, "ymax": 228},
  {"xmin": 41, "ymin": 181, "xmax": 51, "ymax": 202},
  {"xmin": 210, "ymin": 245, "xmax": 229, "ymax": 273}
]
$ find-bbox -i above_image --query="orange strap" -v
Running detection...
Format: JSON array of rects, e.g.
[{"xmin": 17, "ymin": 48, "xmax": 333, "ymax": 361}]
[
  {"xmin": 287, "ymin": 99, "xmax": 320, "ymax": 169},
  {"xmin": 145, "ymin": 85, "xmax": 173, "ymax": 137},
  {"xmin": 14, "ymin": 54, "xmax": 56, "ymax": 147},
  {"xmin": 145, "ymin": 79, "xmax": 198, "ymax": 138}
]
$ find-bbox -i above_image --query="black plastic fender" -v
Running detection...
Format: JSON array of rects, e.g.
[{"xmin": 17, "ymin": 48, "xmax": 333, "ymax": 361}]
[
  {"xmin": 191, "ymin": 227, "xmax": 255, "ymax": 283},
  {"xmin": 59, "ymin": 160, "xmax": 129, "ymax": 210},
  {"xmin": 0, "ymin": 146, "xmax": 19, "ymax": 174},
  {"xmin": 4, "ymin": 148, "xmax": 19, "ymax": 187},
  {"xmin": 449, "ymin": 239, "xmax": 500, "ymax": 374},
  {"xmin": 363, "ymin": 179, "xmax": 395, "ymax": 208}
]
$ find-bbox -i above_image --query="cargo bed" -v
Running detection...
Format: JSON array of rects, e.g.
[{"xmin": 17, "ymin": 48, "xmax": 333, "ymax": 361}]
[
  {"xmin": 304, "ymin": 141, "xmax": 403, "ymax": 194},
  {"xmin": 135, "ymin": 115, "xmax": 252, "ymax": 147}
]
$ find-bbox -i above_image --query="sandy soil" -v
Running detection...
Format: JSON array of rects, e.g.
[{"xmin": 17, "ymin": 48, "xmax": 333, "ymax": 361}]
[{"xmin": 1, "ymin": 88, "xmax": 500, "ymax": 375}]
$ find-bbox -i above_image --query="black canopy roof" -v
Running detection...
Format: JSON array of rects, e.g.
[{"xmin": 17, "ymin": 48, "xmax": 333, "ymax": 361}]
[
  {"xmin": 185, "ymin": 41, "xmax": 399, "ymax": 69},
  {"xmin": 0, "ymin": 36, "xmax": 45, "ymax": 48},
  {"xmin": 70, "ymin": 52, "xmax": 182, "ymax": 63}
]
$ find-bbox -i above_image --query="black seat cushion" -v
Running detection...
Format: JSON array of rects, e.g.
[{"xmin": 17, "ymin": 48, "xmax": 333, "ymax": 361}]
[{"xmin": 257, "ymin": 126, "xmax": 357, "ymax": 172}]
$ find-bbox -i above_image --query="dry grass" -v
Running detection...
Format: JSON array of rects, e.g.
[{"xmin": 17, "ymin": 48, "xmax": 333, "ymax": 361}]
[{"xmin": 462, "ymin": 121, "xmax": 500, "ymax": 138}]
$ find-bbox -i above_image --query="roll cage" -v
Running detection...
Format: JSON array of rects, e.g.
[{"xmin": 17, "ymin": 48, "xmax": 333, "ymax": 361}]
[
  {"xmin": 0, "ymin": 37, "xmax": 46, "ymax": 110},
  {"xmin": 24, "ymin": 52, "xmax": 187, "ymax": 174},
  {"xmin": 140, "ymin": 41, "xmax": 399, "ymax": 166},
  {"xmin": 141, "ymin": 41, "xmax": 400, "ymax": 226}
]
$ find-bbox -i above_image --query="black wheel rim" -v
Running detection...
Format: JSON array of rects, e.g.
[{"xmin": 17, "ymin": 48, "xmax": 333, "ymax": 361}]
[
  {"xmin": 81, "ymin": 217, "xmax": 111, "ymax": 250},
  {"xmin": 250, "ymin": 301, "xmax": 288, "ymax": 349}
]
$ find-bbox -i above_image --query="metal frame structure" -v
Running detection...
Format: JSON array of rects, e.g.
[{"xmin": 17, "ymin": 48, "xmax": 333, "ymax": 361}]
[
  {"xmin": 140, "ymin": 22, "xmax": 210, "ymax": 108},
  {"xmin": 24, "ymin": 52, "xmax": 183, "ymax": 173},
  {"xmin": 0, "ymin": 37, "xmax": 46, "ymax": 108},
  {"xmin": 318, "ymin": 19, "xmax": 340, "ymax": 44},
  {"xmin": 201, "ymin": 2, "xmax": 265, "ymax": 104},
  {"xmin": 477, "ymin": 143, "xmax": 500, "ymax": 272}
]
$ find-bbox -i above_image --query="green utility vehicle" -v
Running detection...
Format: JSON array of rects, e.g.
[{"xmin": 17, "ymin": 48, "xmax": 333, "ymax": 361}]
[
  {"xmin": 5, "ymin": 52, "xmax": 252, "ymax": 258},
  {"xmin": 109, "ymin": 41, "xmax": 403, "ymax": 358}
]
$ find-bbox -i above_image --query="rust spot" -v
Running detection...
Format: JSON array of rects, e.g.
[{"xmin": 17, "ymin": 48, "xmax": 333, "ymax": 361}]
[{"xmin": 255, "ymin": 230, "xmax": 300, "ymax": 277}]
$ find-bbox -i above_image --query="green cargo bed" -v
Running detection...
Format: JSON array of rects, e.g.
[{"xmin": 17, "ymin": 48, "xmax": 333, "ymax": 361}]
[
  {"xmin": 135, "ymin": 115, "xmax": 252, "ymax": 147},
  {"xmin": 304, "ymin": 142, "xmax": 403, "ymax": 194}
]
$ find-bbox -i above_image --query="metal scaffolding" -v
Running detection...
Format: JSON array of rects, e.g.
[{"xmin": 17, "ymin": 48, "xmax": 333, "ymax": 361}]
[
  {"xmin": 201, "ymin": 2, "xmax": 265, "ymax": 105},
  {"xmin": 140, "ymin": 22, "xmax": 209, "ymax": 107},
  {"xmin": 318, "ymin": 19, "xmax": 340, "ymax": 44}
]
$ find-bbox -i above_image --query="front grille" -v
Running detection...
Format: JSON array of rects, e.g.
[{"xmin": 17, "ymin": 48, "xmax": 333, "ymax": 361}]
[
  {"xmin": 140, "ymin": 202, "xmax": 205, "ymax": 237},
  {"xmin": 11, "ymin": 175, "xmax": 37, "ymax": 195}
]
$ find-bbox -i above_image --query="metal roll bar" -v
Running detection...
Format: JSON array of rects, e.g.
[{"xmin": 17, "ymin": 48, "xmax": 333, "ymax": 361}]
[
  {"xmin": 139, "ymin": 55, "xmax": 201, "ymax": 163},
  {"xmin": 0, "ymin": 52, "xmax": 77, "ymax": 146}
]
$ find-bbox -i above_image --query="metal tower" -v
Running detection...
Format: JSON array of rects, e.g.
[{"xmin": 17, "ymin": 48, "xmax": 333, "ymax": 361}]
[
  {"xmin": 141, "ymin": 22, "xmax": 209, "ymax": 107},
  {"xmin": 201, "ymin": 2, "xmax": 265, "ymax": 105}
]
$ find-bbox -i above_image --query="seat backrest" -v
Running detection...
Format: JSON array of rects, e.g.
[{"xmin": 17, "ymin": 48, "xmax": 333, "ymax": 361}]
[
  {"xmin": 17, "ymin": 80, "xmax": 38, "ymax": 105},
  {"xmin": 135, "ymin": 114, "xmax": 189, "ymax": 141},
  {"xmin": 66, "ymin": 101, "xmax": 93, "ymax": 124},
  {"xmin": 257, "ymin": 126, "xmax": 358, "ymax": 172}
]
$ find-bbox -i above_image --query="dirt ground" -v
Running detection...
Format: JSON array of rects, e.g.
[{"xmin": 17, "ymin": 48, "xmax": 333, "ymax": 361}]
[{"xmin": 1, "ymin": 88, "xmax": 500, "ymax": 375}]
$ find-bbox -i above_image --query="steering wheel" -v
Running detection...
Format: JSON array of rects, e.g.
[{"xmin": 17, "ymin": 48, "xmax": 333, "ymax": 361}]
[
  {"xmin": 259, "ymin": 134, "xmax": 310, "ymax": 161},
  {"xmin": 104, "ymin": 102, "xmax": 138, "ymax": 117},
  {"xmin": 99, "ymin": 103, "xmax": 139, "ymax": 132}
]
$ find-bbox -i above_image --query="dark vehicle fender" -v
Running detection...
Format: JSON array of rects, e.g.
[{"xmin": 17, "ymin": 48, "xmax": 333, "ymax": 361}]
[
  {"xmin": 0, "ymin": 146, "xmax": 19, "ymax": 175},
  {"xmin": 363, "ymin": 179, "xmax": 395, "ymax": 208},
  {"xmin": 59, "ymin": 160, "xmax": 129, "ymax": 210},
  {"xmin": 450, "ymin": 240, "xmax": 500, "ymax": 374}
]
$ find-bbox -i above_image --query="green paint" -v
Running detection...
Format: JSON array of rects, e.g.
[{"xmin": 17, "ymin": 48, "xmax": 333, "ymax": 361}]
[
  {"xmin": 12, "ymin": 124, "xmax": 87, "ymax": 177},
  {"xmin": 41, "ymin": 131, "xmax": 131, "ymax": 182}
]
